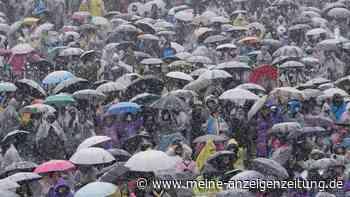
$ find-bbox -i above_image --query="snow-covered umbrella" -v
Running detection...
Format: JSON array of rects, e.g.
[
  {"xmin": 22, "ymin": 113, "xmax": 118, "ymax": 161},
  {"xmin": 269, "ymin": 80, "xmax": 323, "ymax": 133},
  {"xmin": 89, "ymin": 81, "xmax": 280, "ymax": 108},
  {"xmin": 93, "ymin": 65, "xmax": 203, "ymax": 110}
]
[
  {"xmin": 270, "ymin": 87, "xmax": 305, "ymax": 101},
  {"xmin": 279, "ymin": 61, "xmax": 305, "ymax": 69},
  {"xmin": 210, "ymin": 16, "xmax": 230, "ymax": 24},
  {"xmin": 137, "ymin": 33, "xmax": 159, "ymax": 41},
  {"xmin": 129, "ymin": 93, "xmax": 161, "ymax": 106},
  {"xmin": 320, "ymin": 88, "xmax": 349, "ymax": 99},
  {"xmin": 187, "ymin": 56, "xmax": 212, "ymax": 64},
  {"xmin": 3, "ymin": 161, "xmax": 37, "ymax": 175},
  {"xmin": 175, "ymin": 52, "xmax": 192, "ymax": 60},
  {"xmin": 335, "ymin": 75, "xmax": 350, "ymax": 90},
  {"xmin": 166, "ymin": 71, "xmax": 193, "ymax": 81},
  {"xmin": 114, "ymin": 24, "xmax": 139, "ymax": 33},
  {"xmin": 91, "ymin": 16, "xmax": 110, "ymax": 26},
  {"xmin": 273, "ymin": 45, "xmax": 304, "ymax": 58},
  {"xmin": 0, "ymin": 190, "xmax": 19, "ymax": 197},
  {"xmin": 252, "ymin": 158, "xmax": 289, "ymax": 180},
  {"xmin": 190, "ymin": 68, "xmax": 209, "ymax": 77},
  {"xmin": 73, "ymin": 89, "xmax": 106, "ymax": 103},
  {"xmin": 77, "ymin": 136, "xmax": 112, "ymax": 151},
  {"xmin": 151, "ymin": 94, "xmax": 188, "ymax": 111},
  {"xmin": 0, "ymin": 23, "xmax": 10, "ymax": 34},
  {"xmin": 327, "ymin": 7, "xmax": 350, "ymax": 18},
  {"xmin": 204, "ymin": 34, "xmax": 227, "ymax": 44},
  {"xmin": 306, "ymin": 28, "xmax": 328, "ymax": 37},
  {"xmin": 216, "ymin": 43, "xmax": 237, "ymax": 51},
  {"xmin": 70, "ymin": 147, "xmax": 115, "ymax": 165},
  {"xmin": 247, "ymin": 95, "xmax": 268, "ymax": 121},
  {"xmin": 59, "ymin": 47, "xmax": 84, "ymax": 57},
  {"xmin": 96, "ymin": 82, "xmax": 126, "ymax": 93},
  {"xmin": 7, "ymin": 172, "xmax": 41, "ymax": 183},
  {"xmin": 11, "ymin": 43, "xmax": 34, "ymax": 54},
  {"xmin": 2, "ymin": 130, "xmax": 29, "ymax": 144},
  {"xmin": 20, "ymin": 104, "xmax": 56, "ymax": 114},
  {"xmin": 198, "ymin": 69, "xmax": 232, "ymax": 80},
  {"xmin": 215, "ymin": 61, "xmax": 250, "ymax": 70},
  {"xmin": 219, "ymin": 88, "xmax": 259, "ymax": 101},
  {"xmin": 0, "ymin": 178, "xmax": 19, "ymax": 190},
  {"xmin": 174, "ymin": 9, "xmax": 194, "ymax": 22},
  {"xmin": 33, "ymin": 23, "xmax": 54, "ymax": 37},
  {"xmin": 236, "ymin": 83, "xmax": 266, "ymax": 93},
  {"xmin": 42, "ymin": 71, "xmax": 75, "ymax": 85},
  {"xmin": 15, "ymin": 79, "xmax": 46, "ymax": 97},
  {"xmin": 193, "ymin": 134, "xmax": 227, "ymax": 144},
  {"xmin": 140, "ymin": 58, "xmax": 163, "ymax": 65},
  {"xmin": 125, "ymin": 150, "xmax": 176, "ymax": 172},
  {"xmin": 75, "ymin": 182, "xmax": 118, "ymax": 197}
]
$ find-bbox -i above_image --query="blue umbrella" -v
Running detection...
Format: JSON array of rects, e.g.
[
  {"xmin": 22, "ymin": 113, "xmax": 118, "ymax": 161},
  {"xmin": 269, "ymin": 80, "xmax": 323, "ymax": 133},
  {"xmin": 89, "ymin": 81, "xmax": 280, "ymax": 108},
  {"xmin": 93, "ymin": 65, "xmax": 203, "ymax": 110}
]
[
  {"xmin": 74, "ymin": 182, "xmax": 118, "ymax": 197},
  {"xmin": 107, "ymin": 102, "xmax": 140, "ymax": 115},
  {"xmin": 42, "ymin": 70, "xmax": 75, "ymax": 85}
]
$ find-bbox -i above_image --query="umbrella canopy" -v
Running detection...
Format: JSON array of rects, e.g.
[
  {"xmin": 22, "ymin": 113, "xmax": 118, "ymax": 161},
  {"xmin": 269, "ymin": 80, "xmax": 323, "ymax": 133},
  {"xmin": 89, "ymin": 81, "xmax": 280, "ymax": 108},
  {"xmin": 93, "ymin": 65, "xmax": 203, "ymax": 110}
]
[
  {"xmin": 335, "ymin": 76, "xmax": 350, "ymax": 90},
  {"xmin": 151, "ymin": 94, "xmax": 188, "ymax": 111},
  {"xmin": 7, "ymin": 172, "xmax": 41, "ymax": 183},
  {"xmin": 42, "ymin": 71, "xmax": 75, "ymax": 85},
  {"xmin": 107, "ymin": 149, "xmax": 132, "ymax": 162},
  {"xmin": 321, "ymin": 88, "xmax": 349, "ymax": 99},
  {"xmin": 70, "ymin": 147, "xmax": 115, "ymax": 165},
  {"xmin": 272, "ymin": 146, "xmax": 293, "ymax": 165},
  {"xmin": 115, "ymin": 73, "xmax": 143, "ymax": 88},
  {"xmin": 125, "ymin": 150, "xmax": 176, "ymax": 172},
  {"xmin": 193, "ymin": 134, "xmax": 227, "ymax": 144},
  {"xmin": 0, "ymin": 178, "xmax": 20, "ymax": 190},
  {"xmin": 230, "ymin": 170, "xmax": 266, "ymax": 182},
  {"xmin": 175, "ymin": 9, "xmax": 194, "ymax": 21},
  {"xmin": 114, "ymin": 24, "xmax": 139, "ymax": 33},
  {"xmin": 304, "ymin": 115, "xmax": 334, "ymax": 128},
  {"xmin": 96, "ymin": 82, "xmax": 126, "ymax": 93},
  {"xmin": 34, "ymin": 160, "xmax": 75, "ymax": 173},
  {"xmin": 219, "ymin": 88, "xmax": 259, "ymax": 101},
  {"xmin": 59, "ymin": 47, "xmax": 84, "ymax": 57},
  {"xmin": 270, "ymin": 122, "xmax": 302, "ymax": 135},
  {"xmin": 270, "ymin": 87, "xmax": 305, "ymax": 102},
  {"xmin": 215, "ymin": 61, "xmax": 250, "ymax": 70},
  {"xmin": 279, "ymin": 61, "xmax": 305, "ymax": 69},
  {"xmin": 247, "ymin": 95, "xmax": 268, "ymax": 121},
  {"xmin": 140, "ymin": 58, "xmax": 163, "ymax": 65},
  {"xmin": 198, "ymin": 69, "xmax": 232, "ymax": 80},
  {"xmin": 309, "ymin": 158, "xmax": 337, "ymax": 170},
  {"xmin": 187, "ymin": 55, "xmax": 212, "ymax": 64},
  {"xmin": 273, "ymin": 45, "xmax": 303, "ymax": 58},
  {"xmin": 216, "ymin": 189, "xmax": 255, "ymax": 197},
  {"xmin": 306, "ymin": 28, "xmax": 328, "ymax": 37},
  {"xmin": 75, "ymin": 182, "xmax": 118, "ymax": 197},
  {"xmin": 3, "ymin": 161, "xmax": 37, "ymax": 175},
  {"xmin": 0, "ymin": 82, "xmax": 17, "ymax": 93},
  {"xmin": 190, "ymin": 68, "xmax": 209, "ymax": 77},
  {"xmin": 44, "ymin": 93, "xmax": 75, "ymax": 107},
  {"xmin": 304, "ymin": 77, "xmax": 331, "ymax": 86},
  {"xmin": 137, "ymin": 33, "xmax": 159, "ymax": 41},
  {"xmin": 20, "ymin": 104, "xmax": 56, "ymax": 114},
  {"xmin": 327, "ymin": 7, "xmax": 350, "ymax": 18},
  {"xmin": 129, "ymin": 93, "xmax": 161, "ymax": 106},
  {"xmin": 73, "ymin": 89, "xmax": 106, "ymax": 103},
  {"xmin": 236, "ymin": 83, "xmax": 266, "ymax": 93},
  {"xmin": 11, "ymin": 43, "xmax": 34, "ymax": 54},
  {"xmin": 53, "ymin": 77, "xmax": 88, "ymax": 94},
  {"xmin": 15, "ymin": 79, "xmax": 46, "ymax": 97},
  {"xmin": 2, "ymin": 130, "xmax": 30, "ymax": 144},
  {"xmin": 252, "ymin": 158, "xmax": 289, "ymax": 180},
  {"xmin": 216, "ymin": 43, "xmax": 237, "ymax": 51},
  {"xmin": 166, "ymin": 71, "xmax": 193, "ymax": 81},
  {"xmin": 204, "ymin": 34, "xmax": 227, "ymax": 44},
  {"xmin": 107, "ymin": 102, "xmax": 141, "ymax": 115},
  {"xmin": 77, "ymin": 136, "xmax": 112, "ymax": 151},
  {"xmin": 0, "ymin": 190, "xmax": 19, "ymax": 197}
]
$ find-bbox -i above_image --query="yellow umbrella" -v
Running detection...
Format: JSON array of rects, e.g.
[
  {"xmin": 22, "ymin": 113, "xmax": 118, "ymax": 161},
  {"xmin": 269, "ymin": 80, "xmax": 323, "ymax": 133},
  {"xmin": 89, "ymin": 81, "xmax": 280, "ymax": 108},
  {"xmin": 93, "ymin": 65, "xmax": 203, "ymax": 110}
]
[{"xmin": 23, "ymin": 17, "xmax": 40, "ymax": 26}]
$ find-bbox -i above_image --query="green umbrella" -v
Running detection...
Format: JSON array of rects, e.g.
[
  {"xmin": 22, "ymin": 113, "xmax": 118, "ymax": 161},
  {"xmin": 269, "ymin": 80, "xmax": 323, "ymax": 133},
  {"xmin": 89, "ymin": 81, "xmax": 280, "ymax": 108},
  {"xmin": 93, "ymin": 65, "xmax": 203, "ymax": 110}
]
[
  {"xmin": 0, "ymin": 82, "xmax": 17, "ymax": 93},
  {"xmin": 44, "ymin": 93, "xmax": 75, "ymax": 107}
]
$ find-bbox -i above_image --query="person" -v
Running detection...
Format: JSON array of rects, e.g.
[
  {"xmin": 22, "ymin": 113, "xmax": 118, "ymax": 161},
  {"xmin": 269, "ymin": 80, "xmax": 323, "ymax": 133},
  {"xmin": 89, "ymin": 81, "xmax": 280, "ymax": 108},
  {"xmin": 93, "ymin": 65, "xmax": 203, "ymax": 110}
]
[
  {"xmin": 330, "ymin": 93, "xmax": 348, "ymax": 122},
  {"xmin": 47, "ymin": 172, "xmax": 74, "ymax": 197},
  {"xmin": 161, "ymin": 41, "xmax": 176, "ymax": 59},
  {"xmin": 0, "ymin": 98, "xmax": 21, "ymax": 137},
  {"xmin": 284, "ymin": 99, "xmax": 305, "ymax": 126}
]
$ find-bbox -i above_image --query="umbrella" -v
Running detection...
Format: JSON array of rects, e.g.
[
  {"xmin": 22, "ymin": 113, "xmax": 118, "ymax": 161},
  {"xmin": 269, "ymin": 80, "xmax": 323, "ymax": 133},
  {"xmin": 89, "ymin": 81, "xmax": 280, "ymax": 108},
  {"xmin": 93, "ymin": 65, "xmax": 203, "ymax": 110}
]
[
  {"xmin": 175, "ymin": 52, "xmax": 192, "ymax": 60},
  {"xmin": 321, "ymin": 88, "xmax": 349, "ymax": 98},
  {"xmin": 33, "ymin": 23, "xmax": 54, "ymax": 37},
  {"xmin": 168, "ymin": 60, "xmax": 192, "ymax": 70},
  {"xmin": 193, "ymin": 134, "xmax": 227, "ymax": 144},
  {"xmin": 219, "ymin": 88, "xmax": 259, "ymax": 101},
  {"xmin": 175, "ymin": 9, "xmax": 194, "ymax": 21},
  {"xmin": 204, "ymin": 34, "xmax": 227, "ymax": 44},
  {"xmin": 130, "ymin": 93, "xmax": 161, "ymax": 106},
  {"xmin": 272, "ymin": 146, "xmax": 293, "ymax": 165},
  {"xmin": 272, "ymin": 45, "xmax": 303, "ymax": 58},
  {"xmin": 198, "ymin": 69, "xmax": 232, "ymax": 80},
  {"xmin": 11, "ymin": 43, "xmax": 34, "ymax": 54},
  {"xmin": 215, "ymin": 61, "xmax": 250, "ymax": 70},
  {"xmin": 91, "ymin": 16, "xmax": 110, "ymax": 26},
  {"xmin": 0, "ymin": 190, "xmax": 19, "ymax": 197},
  {"xmin": 137, "ymin": 33, "xmax": 159, "ymax": 41},
  {"xmin": 75, "ymin": 182, "xmax": 118, "ymax": 197},
  {"xmin": 0, "ymin": 23, "xmax": 10, "ymax": 34},
  {"xmin": 20, "ymin": 104, "xmax": 56, "ymax": 114},
  {"xmin": 190, "ymin": 68, "xmax": 209, "ymax": 77},
  {"xmin": 126, "ymin": 75, "xmax": 164, "ymax": 95},
  {"xmin": 236, "ymin": 83, "xmax": 266, "ymax": 93},
  {"xmin": 207, "ymin": 151, "xmax": 235, "ymax": 165},
  {"xmin": 77, "ymin": 136, "xmax": 112, "ymax": 151},
  {"xmin": 270, "ymin": 87, "xmax": 305, "ymax": 101},
  {"xmin": 216, "ymin": 43, "xmax": 237, "ymax": 51},
  {"xmin": 99, "ymin": 164, "xmax": 130, "ymax": 183},
  {"xmin": 59, "ymin": 47, "xmax": 84, "ymax": 57},
  {"xmin": 140, "ymin": 58, "xmax": 163, "ymax": 65},
  {"xmin": 107, "ymin": 102, "xmax": 141, "ymax": 115},
  {"xmin": 34, "ymin": 160, "xmax": 75, "ymax": 173},
  {"xmin": 7, "ymin": 172, "xmax": 41, "ymax": 183},
  {"xmin": 304, "ymin": 77, "xmax": 331, "ymax": 86},
  {"xmin": 44, "ymin": 93, "xmax": 75, "ymax": 107},
  {"xmin": 166, "ymin": 71, "xmax": 193, "ymax": 81},
  {"xmin": 107, "ymin": 149, "xmax": 132, "ymax": 162},
  {"xmin": 15, "ymin": 79, "xmax": 46, "ymax": 97},
  {"xmin": 230, "ymin": 170, "xmax": 266, "ymax": 182},
  {"xmin": 317, "ymin": 39, "xmax": 345, "ymax": 51},
  {"xmin": 125, "ymin": 150, "xmax": 176, "ymax": 172},
  {"xmin": 187, "ymin": 55, "xmax": 212, "ymax": 64},
  {"xmin": 0, "ymin": 82, "xmax": 17, "ymax": 92},
  {"xmin": 252, "ymin": 158, "xmax": 289, "ymax": 180},
  {"xmin": 70, "ymin": 147, "xmax": 115, "ymax": 165},
  {"xmin": 183, "ymin": 78, "xmax": 211, "ymax": 93},
  {"xmin": 301, "ymin": 57, "xmax": 321, "ymax": 67},
  {"xmin": 114, "ymin": 24, "xmax": 139, "ymax": 33},
  {"xmin": 0, "ymin": 179, "xmax": 20, "ymax": 190},
  {"xmin": 288, "ymin": 24, "xmax": 311, "ymax": 31},
  {"xmin": 306, "ymin": 28, "xmax": 328, "ymax": 37},
  {"xmin": 3, "ymin": 161, "xmax": 37, "ymax": 175},
  {"xmin": 170, "ymin": 89, "xmax": 198, "ymax": 100},
  {"xmin": 96, "ymin": 82, "xmax": 126, "ymax": 93},
  {"xmin": 2, "ymin": 130, "xmax": 29, "ymax": 144},
  {"xmin": 327, "ymin": 7, "xmax": 350, "ymax": 18},
  {"xmin": 304, "ymin": 115, "xmax": 334, "ymax": 128},
  {"xmin": 335, "ymin": 76, "xmax": 350, "ymax": 90},
  {"xmin": 73, "ymin": 89, "xmax": 106, "ymax": 103},
  {"xmin": 239, "ymin": 36, "xmax": 258, "ymax": 44},
  {"xmin": 261, "ymin": 39, "xmax": 282, "ymax": 49},
  {"xmin": 42, "ymin": 70, "xmax": 75, "ymax": 85},
  {"xmin": 156, "ymin": 30, "xmax": 175, "ymax": 36},
  {"xmin": 115, "ymin": 73, "xmax": 143, "ymax": 88},
  {"xmin": 247, "ymin": 95, "xmax": 268, "ymax": 121},
  {"xmin": 279, "ymin": 61, "xmax": 305, "ymax": 69},
  {"xmin": 302, "ymin": 89, "xmax": 322, "ymax": 99},
  {"xmin": 53, "ymin": 77, "xmax": 88, "ymax": 94},
  {"xmin": 309, "ymin": 158, "xmax": 337, "ymax": 170},
  {"xmin": 302, "ymin": 127, "xmax": 326, "ymax": 136},
  {"xmin": 270, "ymin": 122, "xmax": 302, "ymax": 135},
  {"xmin": 151, "ymin": 94, "xmax": 188, "ymax": 111},
  {"xmin": 210, "ymin": 16, "xmax": 230, "ymax": 24}
]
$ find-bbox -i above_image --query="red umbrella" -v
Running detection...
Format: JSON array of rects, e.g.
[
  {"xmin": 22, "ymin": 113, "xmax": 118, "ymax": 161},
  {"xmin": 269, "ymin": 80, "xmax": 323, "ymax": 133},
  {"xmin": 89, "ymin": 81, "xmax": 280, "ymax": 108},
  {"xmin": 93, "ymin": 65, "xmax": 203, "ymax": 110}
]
[{"xmin": 34, "ymin": 160, "xmax": 75, "ymax": 174}]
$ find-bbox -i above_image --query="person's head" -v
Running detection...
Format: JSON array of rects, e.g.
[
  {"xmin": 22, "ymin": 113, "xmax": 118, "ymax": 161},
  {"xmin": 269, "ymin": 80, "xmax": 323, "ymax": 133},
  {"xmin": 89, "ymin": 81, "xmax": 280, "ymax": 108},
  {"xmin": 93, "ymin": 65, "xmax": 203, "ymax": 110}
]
[
  {"xmin": 161, "ymin": 110, "xmax": 171, "ymax": 121},
  {"xmin": 332, "ymin": 93, "xmax": 344, "ymax": 106},
  {"xmin": 46, "ymin": 113, "xmax": 56, "ymax": 124},
  {"xmin": 287, "ymin": 99, "xmax": 302, "ymax": 114},
  {"xmin": 132, "ymin": 4, "xmax": 138, "ymax": 12}
]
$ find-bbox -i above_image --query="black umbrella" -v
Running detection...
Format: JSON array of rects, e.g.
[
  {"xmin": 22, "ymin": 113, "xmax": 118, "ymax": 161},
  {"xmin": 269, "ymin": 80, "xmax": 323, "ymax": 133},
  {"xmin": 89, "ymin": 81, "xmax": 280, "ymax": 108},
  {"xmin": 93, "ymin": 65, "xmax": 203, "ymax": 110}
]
[
  {"xmin": 193, "ymin": 134, "xmax": 228, "ymax": 144},
  {"xmin": 151, "ymin": 94, "xmax": 189, "ymax": 112},
  {"xmin": 252, "ymin": 158, "xmax": 289, "ymax": 180},
  {"xmin": 216, "ymin": 189, "xmax": 255, "ymax": 197},
  {"xmin": 127, "ymin": 75, "xmax": 164, "ymax": 98},
  {"xmin": 123, "ymin": 133, "xmax": 152, "ymax": 153},
  {"xmin": 207, "ymin": 151, "xmax": 236, "ymax": 165},
  {"xmin": 53, "ymin": 77, "xmax": 89, "ymax": 94},
  {"xmin": 107, "ymin": 148, "xmax": 132, "ymax": 162},
  {"xmin": 2, "ymin": 130, "xmax": 30, "ymax": 145},
  {"xmin": 2, "ymin": 161, "xmax": 37, "ymax": 176},
  {"xmin": 99, "ymin": 163, "xmax": 130, "ymax": 183},
  {"xmin": 15, "ymin": 79, "xmax": 47, "ymax": 98}
]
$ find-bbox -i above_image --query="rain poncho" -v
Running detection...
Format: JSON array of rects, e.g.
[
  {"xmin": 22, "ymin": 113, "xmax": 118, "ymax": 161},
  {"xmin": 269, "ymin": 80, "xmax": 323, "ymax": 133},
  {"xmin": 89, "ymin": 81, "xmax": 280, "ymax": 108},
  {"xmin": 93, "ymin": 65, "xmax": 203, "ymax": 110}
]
[
  {"xmin": 196, "ymin": 139, "xmax": 216, "ymax": 171},
  {"xmin": 47, "ymin": 178, "xmax": 74, "ymax": 197}
]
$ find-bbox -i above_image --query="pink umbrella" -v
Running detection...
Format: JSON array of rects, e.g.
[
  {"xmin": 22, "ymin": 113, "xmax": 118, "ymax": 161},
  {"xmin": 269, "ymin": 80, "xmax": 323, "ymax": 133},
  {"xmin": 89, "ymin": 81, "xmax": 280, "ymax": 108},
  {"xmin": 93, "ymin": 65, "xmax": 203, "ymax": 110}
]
[{"xmin": 34, "ymin": 160, "xmax": 75, "ymax": 174}]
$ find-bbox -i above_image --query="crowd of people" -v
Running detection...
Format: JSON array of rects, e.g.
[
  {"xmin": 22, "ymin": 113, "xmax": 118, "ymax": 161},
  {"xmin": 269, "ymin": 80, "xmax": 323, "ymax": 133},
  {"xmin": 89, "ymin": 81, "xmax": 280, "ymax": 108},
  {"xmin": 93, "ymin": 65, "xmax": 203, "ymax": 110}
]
[{"xmin": 2, "ymin": 0, "xmax": 350, "ymax": 196}]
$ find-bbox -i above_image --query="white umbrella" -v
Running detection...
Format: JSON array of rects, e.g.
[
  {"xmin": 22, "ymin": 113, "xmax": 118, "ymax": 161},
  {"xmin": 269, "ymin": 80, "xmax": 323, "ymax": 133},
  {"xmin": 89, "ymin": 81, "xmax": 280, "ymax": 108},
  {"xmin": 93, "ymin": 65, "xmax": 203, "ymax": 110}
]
[
  {"xmin": 11, "ymin": 43, "xmax": 34, "ymax": 55},
  {"xmin": 198, "ymin": 69, "xmax": 232, "ymax": 80},
  {"xmin": 219, "ymin": 88, "xmax": 259, "ymax": 101},
  {"xmin": 216, "ymin": 43, "xmax": 237, "ymax": 51},
  {"xmin": 166, "ymin": 71, "xmax": 193, "ymax": 81},
  {"xmin": 215, "ymin": 61, "xmax": 250, "ymax": 70},
  {"xmin": 70, "ymin": 147, "xmax": 115, "ymax": 165},
  {"xmin": 248, "ymin": 95, "xmax": 268, "ymax": 121},
  {"xmin": 279, "ymin": 61, "xmax": 305, "ymax": 69},
  {"xmin": 73, "ymin": 89, "xmax": 106, "ymax": 103},
  {"xmin": 91, "ymin": 16, "xmax": 110, "ymax": 26},
  {"xmin": 306, "ymin": 28, "xmax": 328, "ymax": 37},
  {"xmin": 304, "ymin": 77, "xmax": 331, "ymax": 86},
  {"xmin": 322, "ymin": 88, "xmax": 349, "ymax": 98},
  {"xmin": 7, "ymin": 172, "xmax": 41, "ymax": 182},
  {"xmin": 187, "ymin": 56, "xmax": 212, "ymax": 64},
  {"xmin": 125, "ymin": 150, "xmax": 176, "ymax": 172},
  {"xmin": 59, "ymin": 47, "xmax": 84, "ymax": 57},
  {"xmin": 96, "ymin": 82, "xmax": 126, "ymax": 93},
  {"xmin": 171, "ymin": 42, "xmax": 184, "ymax": 53},
  {"xmin": 327, "ymin": 7, "xmax": 350, "ymax": 18},
  {"xmin": 0, "ymin": 23, "xmax": 10, "ymax": 34},
  {"xmin": 190, "ymin": 68, "xmax": 209, "ymax": 77},
  {"xmin": 77, "ymin": 136, "xmax": 112, "ymax": 151},
  {"xmin": 175, "ymin": 52, "xmax": 192, "ymax": 60},
  {"xmin": 33, "ymin": 23, "xmax": 54, "ymax": 37},
  {"xmin": 270, "ymin": 87, "xmax": 305, "ymax": 101},
  {"xmin": 210, "ymin": 16, "xmax": 229, "ymax": 24},
  {"xmin": 175, "ymin": 9, "xmax": 194, "ymax": 22},
  {"xmin": 0, "ymin": 190, "xmax": 18, "ymax": 197},
  {"xmin": 115, "ymin": 73, "xmax": 142, "ymax": 88},
  {"xmin": 236, "ymin": 83, "xmax": 266, "ymax": 92},
  {"xmin": 140, "ymin": 58, "xmax": 163, "ymax": 65},
  {"xmin": 0, "ymin": 178, "xmax": 20, "ymax": 190},
  {"xmin": 137, "ymin": 34, "xmax": 160, "ymax": 41}
]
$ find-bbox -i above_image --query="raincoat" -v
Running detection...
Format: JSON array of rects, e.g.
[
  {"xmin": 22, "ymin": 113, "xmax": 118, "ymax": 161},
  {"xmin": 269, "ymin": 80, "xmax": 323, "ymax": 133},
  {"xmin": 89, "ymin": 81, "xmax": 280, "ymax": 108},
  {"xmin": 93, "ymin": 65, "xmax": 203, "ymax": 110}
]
[
  {"xmin": 196, "ymin": 139, "xmax": 216, "ymax": 171},
  {"xmin": 256, "ymin": 114, "xmax": 272, "ymax": 157},
  {"xmin": 47, "ymin": 178, "xmax": 74, "ymax": 197}
]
